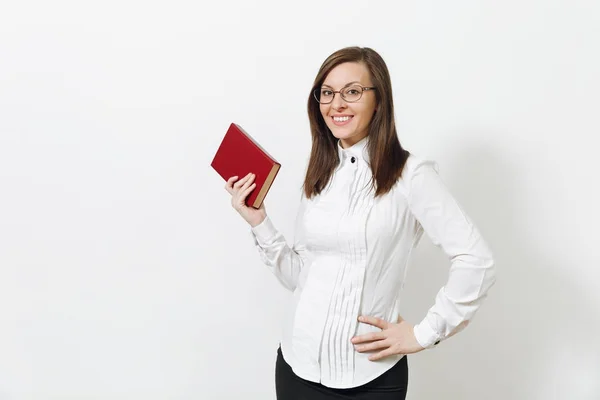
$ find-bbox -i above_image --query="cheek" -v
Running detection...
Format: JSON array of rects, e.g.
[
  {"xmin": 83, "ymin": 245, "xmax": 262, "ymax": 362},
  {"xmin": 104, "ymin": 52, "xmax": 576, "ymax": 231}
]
[
  {"xmin": 354, "ymin": 106, "xmax": 368, "ymax": 122},
  {"xmin": 320, "ymin": 105, "xmax": 330, "ymax": 121},
  {"xmin": 319, "ymin": 104, "xmax": 327, "ymax": 115},
  {"xmin": 357, "ymin": 105, "xmax": 376, "ymax": 124}
]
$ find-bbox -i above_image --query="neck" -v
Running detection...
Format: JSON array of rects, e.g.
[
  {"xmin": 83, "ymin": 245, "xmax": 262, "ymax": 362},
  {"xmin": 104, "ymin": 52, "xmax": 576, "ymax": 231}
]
[{"xmin": 339, "ymin": 132, "xmax": 368, "ymax": 149}]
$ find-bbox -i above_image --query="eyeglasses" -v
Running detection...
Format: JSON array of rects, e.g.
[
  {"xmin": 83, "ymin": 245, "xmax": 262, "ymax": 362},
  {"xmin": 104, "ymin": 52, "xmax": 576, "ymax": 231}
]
[{"xmin": 313, "ymin": 84, "xmax": 376, "ymax": 104}]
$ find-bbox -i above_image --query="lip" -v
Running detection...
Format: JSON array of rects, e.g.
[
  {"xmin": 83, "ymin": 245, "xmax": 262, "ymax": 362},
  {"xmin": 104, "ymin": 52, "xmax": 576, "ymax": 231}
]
[{"xmin": 331, "ymin": 115, "xmax": 353, "ymax": 127}]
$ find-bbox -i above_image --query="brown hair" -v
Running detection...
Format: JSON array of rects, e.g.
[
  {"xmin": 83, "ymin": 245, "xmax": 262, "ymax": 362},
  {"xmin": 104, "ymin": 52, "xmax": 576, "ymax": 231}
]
[{"xmin": 303, "ymin": 46, "xmax": 410, "ymax": 199}]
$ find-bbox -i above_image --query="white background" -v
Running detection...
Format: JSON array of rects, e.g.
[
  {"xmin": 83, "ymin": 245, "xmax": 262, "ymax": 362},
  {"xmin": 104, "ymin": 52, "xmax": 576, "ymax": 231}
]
[{"xmin": 1, "ymin": 1, "xmax": 598, "ymax": 399}]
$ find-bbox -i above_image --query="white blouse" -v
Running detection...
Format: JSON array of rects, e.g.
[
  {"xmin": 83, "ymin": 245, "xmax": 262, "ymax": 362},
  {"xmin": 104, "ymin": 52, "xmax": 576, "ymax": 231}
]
[{"xmin": 250, "ymin": 136, "xmax": 496, "ymax": 389}]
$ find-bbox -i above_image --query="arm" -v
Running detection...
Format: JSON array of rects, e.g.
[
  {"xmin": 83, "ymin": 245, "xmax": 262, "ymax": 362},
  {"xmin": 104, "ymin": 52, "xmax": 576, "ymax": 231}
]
[
  {"xmin": 407, "ymin": 160, "xmax": 496, "ymax": 348},
  {"xmin": 250, "ymin": 194, "xmax": 309, "ymax": 291}
]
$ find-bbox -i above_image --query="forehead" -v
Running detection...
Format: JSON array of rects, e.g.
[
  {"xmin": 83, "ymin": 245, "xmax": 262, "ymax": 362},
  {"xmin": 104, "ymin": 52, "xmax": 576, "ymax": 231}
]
[{"xmin": 322, "ymin": 62, "xmax": 372, "ymax": 87}]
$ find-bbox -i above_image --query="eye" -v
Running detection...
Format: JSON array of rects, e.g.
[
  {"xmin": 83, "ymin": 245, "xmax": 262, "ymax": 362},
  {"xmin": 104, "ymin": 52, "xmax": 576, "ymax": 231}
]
[
  {"xmin": 321, "ymin": 89, "xmax": 333, "ymax": 96},
  {"xmin": 346, "ymin": 88, "xmax": 360, "ymax": 95}
]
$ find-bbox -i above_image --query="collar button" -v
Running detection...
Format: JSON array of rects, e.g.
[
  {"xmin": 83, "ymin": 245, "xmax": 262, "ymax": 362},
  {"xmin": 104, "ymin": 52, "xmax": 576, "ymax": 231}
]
[{"xmin": 351, "ymin": 156, "xmax": 356, "ymax": 163}]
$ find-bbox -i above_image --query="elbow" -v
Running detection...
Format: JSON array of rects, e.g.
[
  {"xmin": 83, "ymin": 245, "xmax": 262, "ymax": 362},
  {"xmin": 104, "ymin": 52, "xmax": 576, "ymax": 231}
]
[
  {"xmin": 472, "ymin": 240, "xmax": 497, "ymax": 289},
  {"xmin": 484, "ymin": 251, "xmax": 497, "ymax": 289}
]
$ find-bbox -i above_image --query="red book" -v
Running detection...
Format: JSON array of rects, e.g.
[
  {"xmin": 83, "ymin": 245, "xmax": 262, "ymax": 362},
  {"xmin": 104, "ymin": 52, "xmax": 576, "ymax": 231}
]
[{"xmin": 211, "ymin": 123, "xmax": 281, "ymax": 209}]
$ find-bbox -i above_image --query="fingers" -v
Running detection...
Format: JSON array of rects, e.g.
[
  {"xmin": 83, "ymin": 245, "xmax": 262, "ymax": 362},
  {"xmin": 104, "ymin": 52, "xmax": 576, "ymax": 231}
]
[
  {"xmin": 233, "ymin": 173, "xmax": 253, "ymax": 190},
  {"xmin": 236, "ymin": 174, "xmax": 255, "ymax": 199},
  {"xmin": 241, "ymin": 182, "xmax": 257, "ymax": 199},
  {"xmin": 224, "ymin": 176, "xmax": 239, "ymax": 193},
  {"xmin": 351, "ymin": 331, "xmax": 385, "ymax": 344},
  {"xmin": 229, "ymin": 174, "xmax": 256, "ymax": 210},
  {"xmin": 225, "ymin": 173, "xmax": 255, "ymax": 194},
  {"xmin": 234, "ymin": 173, "xmax": 254, "ymax": 188},
  {"xmin": 369, "ymin": 347, "xmax": 396, "ymax": 361},
  {"xmin": 358, "ymin": 315, "xmax": 389, "ymax": 330},
  {"xmin": 354, "ymin": 339, "xmax": 390, "ymax": 354}
]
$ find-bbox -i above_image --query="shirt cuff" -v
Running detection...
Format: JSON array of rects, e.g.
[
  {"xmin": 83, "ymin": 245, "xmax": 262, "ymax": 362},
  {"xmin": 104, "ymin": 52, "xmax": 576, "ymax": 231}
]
[
  {"xmin": 250, "ymin": 216, "xmax": 278, "ymax": 244},
  {"xmin": 414, "ymin": 319, "xmax": 442, "ymax": 349}
]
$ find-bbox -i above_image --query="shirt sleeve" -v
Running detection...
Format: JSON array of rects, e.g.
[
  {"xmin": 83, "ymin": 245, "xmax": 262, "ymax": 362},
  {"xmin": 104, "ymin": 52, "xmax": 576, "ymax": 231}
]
[
  {"xmin": 250, "ymin": 193, "xmax": 309, "ymax": 291},
  {"xmin": 406, "ymin": 158, "xmax": 496, "ymax": 349}
]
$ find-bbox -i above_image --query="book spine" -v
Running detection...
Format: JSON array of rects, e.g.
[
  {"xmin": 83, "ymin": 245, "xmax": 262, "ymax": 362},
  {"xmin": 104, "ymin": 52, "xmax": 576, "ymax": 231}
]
[{"xmin": 252, "ymin": 162, "xmax": 281, "ymax": 208}]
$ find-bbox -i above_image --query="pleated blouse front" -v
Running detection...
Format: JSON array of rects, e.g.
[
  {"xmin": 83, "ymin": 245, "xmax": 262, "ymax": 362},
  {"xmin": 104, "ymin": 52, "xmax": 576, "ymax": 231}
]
[{"xmin": 250, "ymin": 136, "xmax": 495, "ymax": 388}]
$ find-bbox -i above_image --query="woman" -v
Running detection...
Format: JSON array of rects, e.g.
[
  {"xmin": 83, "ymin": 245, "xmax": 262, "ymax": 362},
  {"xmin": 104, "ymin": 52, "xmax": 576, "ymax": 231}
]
[{"xmin": 224, "ymin": 47, "xmax": 496, "ymax": 399}]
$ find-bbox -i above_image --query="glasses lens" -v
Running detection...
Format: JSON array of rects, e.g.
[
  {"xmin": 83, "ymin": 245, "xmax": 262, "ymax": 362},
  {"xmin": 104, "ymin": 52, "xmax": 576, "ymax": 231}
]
[
  {"xmin": 342, "ymin": 86, "xmax": 363, "ymax": 102},
  {"xmin": 315, "ymin": 88, "xmax": 334, "ymax": 104}
]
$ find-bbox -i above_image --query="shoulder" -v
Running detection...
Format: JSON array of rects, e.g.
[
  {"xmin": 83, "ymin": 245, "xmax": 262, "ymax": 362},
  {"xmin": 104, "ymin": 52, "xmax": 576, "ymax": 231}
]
[
  {"xmin": 396, "ymin": 153, "xmax": 439, "ymax": 194},
  {"xmin": 402, "ymin": 153, "xmax": 439, "ymax": 179}
]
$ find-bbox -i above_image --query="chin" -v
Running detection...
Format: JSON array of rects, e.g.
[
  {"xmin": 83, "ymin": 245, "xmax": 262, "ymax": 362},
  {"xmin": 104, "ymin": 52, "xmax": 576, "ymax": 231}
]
[
  {"xmin": 331, "ymin": 128, "xmax": 359, "ymax": 139},
  {"xmin": 328, "ymin": 126, "xmax": 354, "ymax": 140}
]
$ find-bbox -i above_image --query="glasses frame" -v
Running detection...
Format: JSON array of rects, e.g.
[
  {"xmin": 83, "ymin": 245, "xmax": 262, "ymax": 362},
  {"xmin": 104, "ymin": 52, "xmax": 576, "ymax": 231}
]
[{"xmin": 313, "ymin": 84, "xmax": 377, "ymax": 104}]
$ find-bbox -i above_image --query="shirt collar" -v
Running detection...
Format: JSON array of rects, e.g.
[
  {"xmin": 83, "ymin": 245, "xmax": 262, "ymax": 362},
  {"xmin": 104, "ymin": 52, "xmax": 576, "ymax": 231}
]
[{"xmin": 336, "ymin": 135, "xmax": 370, "ymax": 164}]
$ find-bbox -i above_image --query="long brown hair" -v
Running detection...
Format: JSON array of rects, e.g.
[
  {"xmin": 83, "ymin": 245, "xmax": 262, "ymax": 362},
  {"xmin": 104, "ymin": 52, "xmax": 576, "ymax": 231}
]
[{"xmin": 304, "ymin": 46, "xmax": 410, "ymax": 199}]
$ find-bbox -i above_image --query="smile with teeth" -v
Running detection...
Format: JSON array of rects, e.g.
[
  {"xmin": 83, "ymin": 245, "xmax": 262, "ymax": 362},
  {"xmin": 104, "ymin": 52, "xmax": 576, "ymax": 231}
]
[{"xmin": 333, "ymin": 116, "xmax": 352, "ymax": 122}]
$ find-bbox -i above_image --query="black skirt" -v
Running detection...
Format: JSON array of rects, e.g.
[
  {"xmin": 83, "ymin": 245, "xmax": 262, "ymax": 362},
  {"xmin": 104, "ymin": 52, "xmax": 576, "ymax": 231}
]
[{"xmin": 275, "ymin": 347, "xmax": 408, "ymax": 400}]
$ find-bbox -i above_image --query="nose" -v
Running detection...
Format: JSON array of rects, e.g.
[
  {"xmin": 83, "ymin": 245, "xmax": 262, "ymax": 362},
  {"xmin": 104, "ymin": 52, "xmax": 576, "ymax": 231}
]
[{"xmin": 331, "ymin": 92, "xmax": 347, "ymax": 110}]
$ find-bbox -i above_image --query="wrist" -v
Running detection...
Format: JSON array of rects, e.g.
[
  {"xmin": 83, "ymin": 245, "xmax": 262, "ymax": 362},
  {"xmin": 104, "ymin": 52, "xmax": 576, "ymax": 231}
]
[{"xmin": 249, "ymin": 214, "xmax": 266, "ymax": 228}]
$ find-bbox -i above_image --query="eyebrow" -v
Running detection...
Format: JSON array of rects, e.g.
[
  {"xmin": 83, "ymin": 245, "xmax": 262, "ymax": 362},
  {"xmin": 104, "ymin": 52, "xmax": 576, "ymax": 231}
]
[{"xmin": 321, "ymin": 81, "xmax": 362, "ymax": 88}]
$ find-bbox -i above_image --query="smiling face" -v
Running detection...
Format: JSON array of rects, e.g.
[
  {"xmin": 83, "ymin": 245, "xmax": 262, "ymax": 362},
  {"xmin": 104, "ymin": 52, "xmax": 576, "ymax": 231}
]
[{"xmin": 319, "ymin": 62, "xmax": 377, "ymax": 149}]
